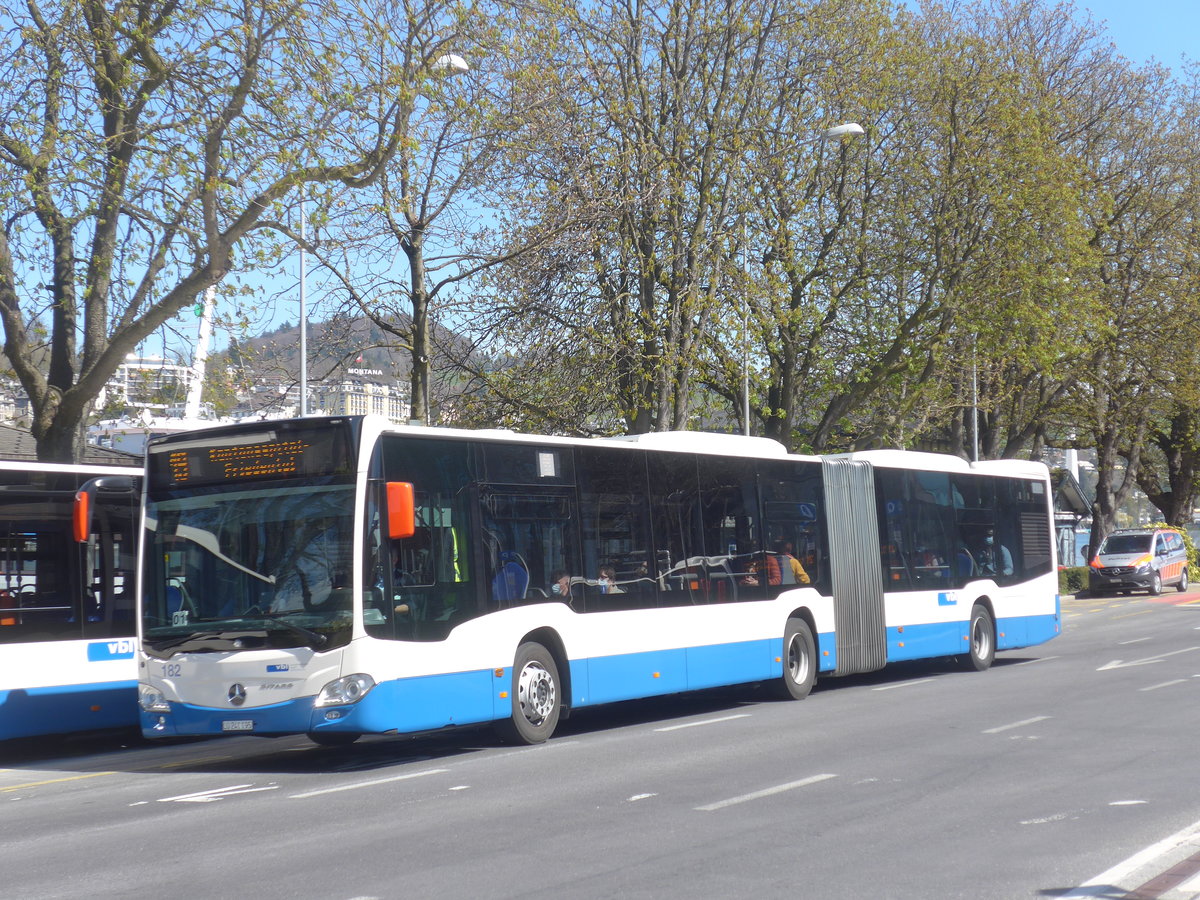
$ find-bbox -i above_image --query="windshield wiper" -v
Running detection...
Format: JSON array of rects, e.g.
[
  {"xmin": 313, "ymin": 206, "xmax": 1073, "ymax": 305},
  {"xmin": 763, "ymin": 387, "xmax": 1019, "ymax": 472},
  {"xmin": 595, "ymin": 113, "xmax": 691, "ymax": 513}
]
[
  {"xmin": 150, "ymin": 630, "xmax": 225, "ymax": 652},
  {"xmin": 265, "ymin": 616, "xmax": 328, "ymax": 649}
]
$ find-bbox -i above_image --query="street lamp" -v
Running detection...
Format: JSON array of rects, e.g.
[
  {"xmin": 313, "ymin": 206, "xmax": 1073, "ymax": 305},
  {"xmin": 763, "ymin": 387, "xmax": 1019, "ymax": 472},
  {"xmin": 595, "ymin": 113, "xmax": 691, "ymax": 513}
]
[
  {"xmin": 407, "ymin": 52, "xmax": 469, "ymax": 427},
  {"xmin": 740, "ymin": 123, "xmax": 864, "ymax": 437}
]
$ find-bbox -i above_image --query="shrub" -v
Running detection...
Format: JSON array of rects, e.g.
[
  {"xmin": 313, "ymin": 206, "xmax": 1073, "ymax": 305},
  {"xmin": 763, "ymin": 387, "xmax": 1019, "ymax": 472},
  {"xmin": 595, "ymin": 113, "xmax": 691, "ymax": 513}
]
[{"xmin": 1058, "ymin": 566, "xmax": 1088, "ymax": 595}]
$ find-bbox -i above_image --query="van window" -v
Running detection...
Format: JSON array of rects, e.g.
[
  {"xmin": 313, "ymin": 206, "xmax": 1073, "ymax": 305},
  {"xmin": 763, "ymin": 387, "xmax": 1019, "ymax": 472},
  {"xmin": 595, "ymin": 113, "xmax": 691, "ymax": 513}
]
[{"xmin": 1101, "ymin": 534, "xmax": 1153, "ymax": 555}]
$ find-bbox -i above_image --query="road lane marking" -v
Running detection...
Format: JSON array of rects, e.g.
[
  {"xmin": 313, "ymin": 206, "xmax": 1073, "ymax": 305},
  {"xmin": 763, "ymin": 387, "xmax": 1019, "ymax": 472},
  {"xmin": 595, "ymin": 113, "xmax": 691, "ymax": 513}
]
[
  {"xmin": 1140, "ymin": 679, "xmax": 1187, "ymax": 692},
  {"xmin": 628, "ymin": 793, "xmax": 657, "ymax": 802},
  {"xmin": 1119, "ymin": 638, "xmax": 1151, "ymax": 645},
  {"xmin": 158, "ymin": 783, "xmax": 280, "ymax": 803},
  {"xmin": 289, "ymin": 768, "xmax": 448, "ymax": 799},
  {"xmin": 696, "ymin": 773, "xmax": 837, "ymax": 811},
  {"xmin": 0, "ymin": 771, "xmax": 116, "ymax": 793},
  {"xmin": 1062, "ymin": 816, "xmax": 1200, "ymax": 898},
  {"xmin": 1021, "ymin": 813, "xmax": 1067, "ymax": 825},
  {"xmin": 1012, "ymin": 656, "xmax": 1060, "ymax": 666},
  {"xmin": 1098, "ymin": 647, "xmax": 1200, "ymax": 671},
  {"xmin": 654, "ymin": 714, "xmax": 750, "ymax": 732},
  {"xmin": 983, "ymin": 716, "xmax": 1051, "ymax": 734},
  {"xmin": 872, "ymin": 678, "xmax": 935, "ymax": 692}
]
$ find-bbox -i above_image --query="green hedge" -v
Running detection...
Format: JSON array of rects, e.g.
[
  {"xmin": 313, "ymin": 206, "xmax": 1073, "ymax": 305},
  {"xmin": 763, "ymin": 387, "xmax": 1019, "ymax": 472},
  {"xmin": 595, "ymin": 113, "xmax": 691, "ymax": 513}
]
[{"xmin": 1058, "ymin": 566, "xmax": 1088, "ymax": 595}]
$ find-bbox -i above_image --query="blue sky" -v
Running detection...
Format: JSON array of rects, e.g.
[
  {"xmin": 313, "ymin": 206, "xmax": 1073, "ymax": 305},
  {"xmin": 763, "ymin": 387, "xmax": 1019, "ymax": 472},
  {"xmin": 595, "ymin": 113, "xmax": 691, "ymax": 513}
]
[{"xmin": 1071, "ymin": 0, "xmax": 1195, "ymax": 72}]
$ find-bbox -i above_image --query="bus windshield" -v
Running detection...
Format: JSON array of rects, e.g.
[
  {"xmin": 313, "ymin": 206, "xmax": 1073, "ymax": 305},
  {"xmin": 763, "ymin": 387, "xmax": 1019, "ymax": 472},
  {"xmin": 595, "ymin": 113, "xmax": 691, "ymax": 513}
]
[{"xmin": 142, "ymin": 480, "xmax": 356, "ymax": 657}]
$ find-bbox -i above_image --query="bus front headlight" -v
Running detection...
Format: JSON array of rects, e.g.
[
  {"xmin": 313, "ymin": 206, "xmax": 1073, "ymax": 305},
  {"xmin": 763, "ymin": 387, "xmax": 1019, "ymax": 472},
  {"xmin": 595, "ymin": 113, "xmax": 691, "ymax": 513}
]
[
  {"xmin": 139, "ymin": 684, "xmax": 171, "ymax": 713},
  {"xmin": 315, "ymin": 674, "xmax": 376, "ymax": 707}
]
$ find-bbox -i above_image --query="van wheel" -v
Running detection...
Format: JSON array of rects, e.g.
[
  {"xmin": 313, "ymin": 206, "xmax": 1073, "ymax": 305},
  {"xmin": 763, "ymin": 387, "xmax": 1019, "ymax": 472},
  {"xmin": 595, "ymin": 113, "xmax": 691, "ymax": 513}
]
[
  {"xmin": 1150, "ymin": 572, "xmax": 1162, "ymax": 595},
  {"xmin": 495, "ymin": 642, "xmax": 560, "ymax": 744},
  {"xmin": 771, "ymin": 617, "xmax": 816, "ymax": 700},
  {"xmin": 1179, "ymin": 568, "xmax": 1190, "ymax": 593}
]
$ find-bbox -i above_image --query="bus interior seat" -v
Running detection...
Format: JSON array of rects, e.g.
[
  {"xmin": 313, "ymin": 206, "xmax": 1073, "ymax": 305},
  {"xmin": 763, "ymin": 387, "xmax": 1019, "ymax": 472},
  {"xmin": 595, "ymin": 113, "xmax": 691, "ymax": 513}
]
[{"xmin": 492, "ymin": 551, "xmax": 529, "ymax": 603}]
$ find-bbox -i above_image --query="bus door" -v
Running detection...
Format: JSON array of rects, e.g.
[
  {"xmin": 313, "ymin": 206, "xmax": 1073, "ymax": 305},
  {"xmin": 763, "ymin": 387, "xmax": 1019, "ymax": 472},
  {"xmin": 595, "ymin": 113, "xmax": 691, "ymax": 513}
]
[{"xmin": 76, "ymin": 476, "xmax": 140, "ymax": 638}]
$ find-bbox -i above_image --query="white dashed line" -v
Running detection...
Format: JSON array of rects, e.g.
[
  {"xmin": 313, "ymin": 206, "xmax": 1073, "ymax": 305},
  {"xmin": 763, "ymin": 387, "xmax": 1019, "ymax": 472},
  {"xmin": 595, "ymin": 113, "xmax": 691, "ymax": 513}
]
[
  {"xmin": 872, "ymin": 678, "xmax": 935, "ymax": 692},
  {"xmin": 654, "ymin": 714, "xmax": 751, "ymax": 732},
  {"xmin": 696, "ymin": 774, "xmax": 837, "ymax": 811},
  {"xmin": 983, "ymin": 715, "xmax": 1051, "ymax": 734},
  {"xmin": 289, "ymin": 768, "xmax": 448, "ymax": 799},
  {"xmin": 1140, "ymin": 679, "xmax": 1187, "ymax": 692}
]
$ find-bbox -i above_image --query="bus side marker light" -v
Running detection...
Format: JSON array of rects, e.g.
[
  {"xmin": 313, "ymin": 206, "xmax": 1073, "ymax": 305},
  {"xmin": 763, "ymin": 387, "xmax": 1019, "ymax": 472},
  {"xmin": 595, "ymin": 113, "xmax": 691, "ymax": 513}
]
[
  {"xmin": 898, "ymin": 642, "xmax": 905, "ymax": 648},
  {"xmin": 823, "ymin": 650, "xmax": 829, "ymax": 656},
  {"xmin": 90, "ymin": 705, "xmax": 101, "ymax": 712},
  {"xmin": 494, "ymin": 668, "xmax": 504, "ymax": 677},
  {"xmin": 999, "ymin": 632, "xmax": 1005, "ymax": 638},
  {"xmin": 774, "ymin": 657, "xmax": 782, "ymax": 663},
  {"xmin": 499, "ymin": 691, "xmax": 508, "ymax": 699},
  {"xmin": 653, "ymin": 672, "xmax": 660, "ymax": 678}
]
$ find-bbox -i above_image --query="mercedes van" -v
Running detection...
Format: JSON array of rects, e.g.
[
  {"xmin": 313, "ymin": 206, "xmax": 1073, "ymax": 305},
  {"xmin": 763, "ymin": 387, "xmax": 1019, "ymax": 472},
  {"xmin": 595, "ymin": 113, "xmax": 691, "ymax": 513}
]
[{"xmin": 1088, "ymin": 527, "xmax": 1190, "ymax": 595}]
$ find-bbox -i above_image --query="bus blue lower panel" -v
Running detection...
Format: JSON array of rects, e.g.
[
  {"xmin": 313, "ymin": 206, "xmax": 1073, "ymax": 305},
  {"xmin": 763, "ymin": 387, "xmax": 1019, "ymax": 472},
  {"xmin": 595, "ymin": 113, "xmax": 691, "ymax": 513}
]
[
  {"xmin": 145, "ymin": 669, "xmax": 500, "ymax": 738},
  {"xmin": 142, "ymin": 696, "xmax": 317, "ymax": 737},
  {"xmin": 576, "ymin": 639, "xmax": 773, "ymax": 706},
  {"xmin": 883, "ymin": 610, "xmax": 1061, "ymax": 663},
  {"xmin": 313, "ymin": 668, "xmax": 497, "ymax": 736},
  {"xmin": 887, "ymin": 622, "xmax": 967, "ymax": 662},
  {"xmin": 1, "ymin": 680, "xmax": 137, "ymax": 740},
  {"xmin": 997, "ymin": 609, "xmax": 1060, "ymax": 650}
]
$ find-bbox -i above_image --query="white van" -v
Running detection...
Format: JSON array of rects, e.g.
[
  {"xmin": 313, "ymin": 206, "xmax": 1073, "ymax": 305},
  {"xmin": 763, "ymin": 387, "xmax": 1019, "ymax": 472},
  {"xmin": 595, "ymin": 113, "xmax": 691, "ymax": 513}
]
[{"xmin": 1088, "ymin": 527, "xmax": 1189, "ymax": 595}]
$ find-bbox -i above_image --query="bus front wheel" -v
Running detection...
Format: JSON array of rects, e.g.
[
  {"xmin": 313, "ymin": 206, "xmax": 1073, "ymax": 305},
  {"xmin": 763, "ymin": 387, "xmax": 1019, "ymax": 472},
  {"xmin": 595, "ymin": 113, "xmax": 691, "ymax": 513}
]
[
  {"xmin": 496, "ymin": 641, "xmax": 560, "ymax": 744},
  {"xmin": 771, "ymin": 617, "xmax": 816, "ymax": 700},
  {"xmin": 964, "ymin": 604, "xmax": 995, "ymax": 672}
]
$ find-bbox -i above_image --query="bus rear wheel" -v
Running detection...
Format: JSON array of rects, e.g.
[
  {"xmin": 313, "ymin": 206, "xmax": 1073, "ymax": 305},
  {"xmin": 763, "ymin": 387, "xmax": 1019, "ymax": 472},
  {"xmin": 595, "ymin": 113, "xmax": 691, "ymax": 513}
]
[
  {"xmin": 771, "ymin": 617, "xmax": 816, "ymax": 700},
  {"xmin": 963, "ymin": 604, "xmax": 995, "ymax": 672},
  {"xmin": 496, "ymin": 641, "xmax": 560, "ymax": 744}
]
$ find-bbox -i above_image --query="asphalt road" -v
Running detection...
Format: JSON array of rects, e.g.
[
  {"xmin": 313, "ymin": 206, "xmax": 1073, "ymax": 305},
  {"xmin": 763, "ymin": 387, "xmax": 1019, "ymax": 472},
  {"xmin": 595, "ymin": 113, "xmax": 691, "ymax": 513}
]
[{"xmin": 4, "ymin": 592, "xmax": 1200, "ymax": 899}]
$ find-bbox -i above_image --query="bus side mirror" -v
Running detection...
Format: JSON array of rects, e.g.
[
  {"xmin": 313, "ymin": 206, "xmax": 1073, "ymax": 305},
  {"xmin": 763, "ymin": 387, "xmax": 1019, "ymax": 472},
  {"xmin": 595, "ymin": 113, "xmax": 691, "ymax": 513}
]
[
  {"xmin": 74, "ymin": 475, "xmax": 138, "ymax": 544},
  {"xmin": 387, "ymin": 482, "xmax": 415, "ymax": 539}
]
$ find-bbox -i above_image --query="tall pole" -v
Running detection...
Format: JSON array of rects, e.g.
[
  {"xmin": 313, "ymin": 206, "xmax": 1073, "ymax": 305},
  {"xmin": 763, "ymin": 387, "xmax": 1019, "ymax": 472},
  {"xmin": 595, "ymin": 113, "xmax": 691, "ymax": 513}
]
[
  {"xmin": 971, "ymin": 338, "xmax": 979, "ymax": 462},
  {"xmin": 299, "ymin": 196, "xmax": 307, "ymax": 417},
  {"xmin": 742, "ymin": 221, "xmax": 750, "ymax": 437},
  {"xmin": 185, "ymin": 285, "xmax": 216, "ymax": 420}
]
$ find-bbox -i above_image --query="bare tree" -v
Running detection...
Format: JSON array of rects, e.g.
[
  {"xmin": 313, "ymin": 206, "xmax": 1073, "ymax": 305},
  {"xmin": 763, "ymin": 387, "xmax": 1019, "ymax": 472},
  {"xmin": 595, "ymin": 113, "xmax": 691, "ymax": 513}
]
[{"xmin": 0, "ymin": 0, "xmax": 434, "ymax": 459}]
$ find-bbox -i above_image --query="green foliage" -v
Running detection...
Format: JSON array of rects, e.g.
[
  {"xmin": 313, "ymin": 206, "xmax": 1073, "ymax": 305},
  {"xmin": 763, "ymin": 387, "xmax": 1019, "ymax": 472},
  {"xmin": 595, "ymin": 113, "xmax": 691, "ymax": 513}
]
[{"xmin": 1058, "ymin": 566, "xmax": 1088, "ymax": 595}]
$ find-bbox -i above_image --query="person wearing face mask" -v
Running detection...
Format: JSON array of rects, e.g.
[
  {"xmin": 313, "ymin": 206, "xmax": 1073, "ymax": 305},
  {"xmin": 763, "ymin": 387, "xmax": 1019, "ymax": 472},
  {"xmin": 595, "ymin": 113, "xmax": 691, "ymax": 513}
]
[
  {"xmin": 597, "ymin": 565, "xmax": 624, "ymax": 594},
  {"xmin": 549, "ymin": 569, "xmax": 571, "ymax": 599},
  {"xmin": 977, "ymin": 528, "xmax": 1013, "ymax": 577}
]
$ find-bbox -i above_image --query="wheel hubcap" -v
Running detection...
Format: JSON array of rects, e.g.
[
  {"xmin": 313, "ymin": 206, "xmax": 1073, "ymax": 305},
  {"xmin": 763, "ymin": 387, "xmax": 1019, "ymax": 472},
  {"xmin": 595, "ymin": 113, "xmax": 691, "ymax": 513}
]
[
  {"xmin": 972, "ymin": 617, "xmax": 991, "ymax": 657},
  {"xmin": 517, "ymin": 661, "xmax": 555, "ymax": 725},
  {"xmin": 787, "ymin": 634, "xmax": 810, "ymax": 684}
]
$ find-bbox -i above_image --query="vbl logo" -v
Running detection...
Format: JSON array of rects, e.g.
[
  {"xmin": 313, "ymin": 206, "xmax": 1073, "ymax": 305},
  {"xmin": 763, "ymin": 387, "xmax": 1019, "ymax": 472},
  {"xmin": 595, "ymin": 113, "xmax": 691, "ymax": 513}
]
[{"xmin": 87, "ymin": 639, "xmax": 136, "ymax": 661}]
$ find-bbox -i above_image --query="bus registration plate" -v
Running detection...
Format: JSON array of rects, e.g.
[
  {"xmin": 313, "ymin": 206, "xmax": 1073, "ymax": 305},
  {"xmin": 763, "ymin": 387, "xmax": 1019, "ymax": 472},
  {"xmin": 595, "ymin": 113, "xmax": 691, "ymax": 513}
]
[{"xmin": 222, "ymin": 720, "xmax": 254, "ymax": 732}]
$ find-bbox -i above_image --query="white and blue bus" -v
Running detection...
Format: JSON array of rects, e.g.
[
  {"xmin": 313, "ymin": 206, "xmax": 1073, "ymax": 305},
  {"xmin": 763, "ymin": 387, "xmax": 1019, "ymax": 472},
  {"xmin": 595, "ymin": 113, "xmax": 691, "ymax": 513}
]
[
  {"xmin": 136, "ymin": 416, "xmax": 1059, "ymax": 745},
  {"xmin": 0, "ymin": 462, "xmax": 142, "ymax": 741}
]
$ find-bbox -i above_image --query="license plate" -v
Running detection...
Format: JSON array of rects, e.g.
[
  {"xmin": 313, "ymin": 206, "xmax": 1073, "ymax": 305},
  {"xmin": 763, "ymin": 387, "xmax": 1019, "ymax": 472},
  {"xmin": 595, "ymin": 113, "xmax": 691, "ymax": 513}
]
[{"xmin": 222, "ymin": 719, "xmax": 254, "ymax": 732}]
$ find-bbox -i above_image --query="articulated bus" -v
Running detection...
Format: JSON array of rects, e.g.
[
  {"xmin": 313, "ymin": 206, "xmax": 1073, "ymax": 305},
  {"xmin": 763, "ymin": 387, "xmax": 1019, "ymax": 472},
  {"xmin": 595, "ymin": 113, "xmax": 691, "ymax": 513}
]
[
  {"xmin": 136, "ymin": 416, "xmax": 1059, "ymax": 745},
  {"xmin": 0, "ymin": 462, "xmax": 142, "ymax": 741}
]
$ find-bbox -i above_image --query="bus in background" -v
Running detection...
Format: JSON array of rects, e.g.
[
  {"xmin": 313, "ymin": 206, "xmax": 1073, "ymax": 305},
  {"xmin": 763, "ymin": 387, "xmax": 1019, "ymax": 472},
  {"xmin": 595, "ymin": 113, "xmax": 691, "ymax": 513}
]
[
  {"xmin": 0, "ymin": 461, "xmax": 142, "ymax": 741},
  {"xmin": 136, "ymin": 416, "xmax": 1059, "ymax": 746}
]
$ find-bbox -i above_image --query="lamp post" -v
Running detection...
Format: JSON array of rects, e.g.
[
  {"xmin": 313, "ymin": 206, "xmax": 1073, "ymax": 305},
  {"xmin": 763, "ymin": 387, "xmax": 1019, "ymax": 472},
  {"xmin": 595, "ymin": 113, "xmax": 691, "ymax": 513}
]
[
  {"xmin": 740, "ymin": 123, "xmax": 863, "ymax": 438},
  {"xmin": 299, "ymin": 198, "xmax": 307, "ymax": 416},
  {"xmin": 408, "ymin": 53, "xmax": 469, "ymax": 427}
]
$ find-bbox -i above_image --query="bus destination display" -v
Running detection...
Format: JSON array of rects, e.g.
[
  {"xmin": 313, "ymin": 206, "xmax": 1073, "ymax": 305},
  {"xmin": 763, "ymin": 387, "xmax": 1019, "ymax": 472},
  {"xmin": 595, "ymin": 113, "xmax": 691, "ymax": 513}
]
[{"xmin": 149, "ymin": 424, "xmax": 352, "ymax": 488}]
